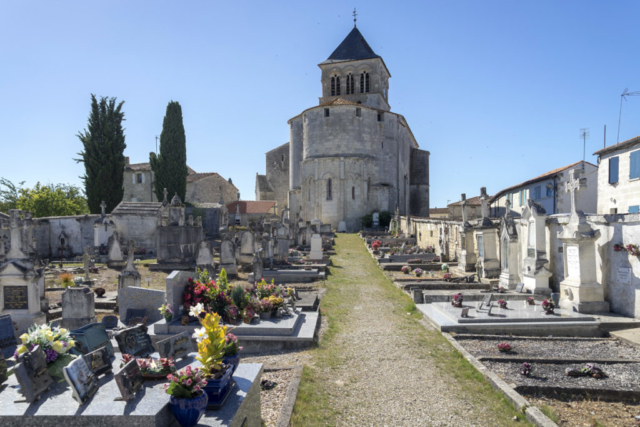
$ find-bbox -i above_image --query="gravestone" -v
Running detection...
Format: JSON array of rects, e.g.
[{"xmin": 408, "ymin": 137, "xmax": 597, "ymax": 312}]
[
  {"xmin": 558, "ymin": 169, "xmax": 609, "ymax": 313},
  {"xmin": 84, "ymin": 346, "xmax": 113, "ymax": 376},
  {"xmin": 164, "ymin": 270, "xmax": 193, "ymax": 319},
  {"xmin": 474, "ymin": 188, "xmax": 500, "ymax": 278},
  {"xmin": 123, "ymin": 308, "xmax": 147, "ymax": 325},
  {"xmin": 515, "ymin": 283, "xmax": 525, "ymax": 293},
  {"xmin": 276, "ymin": 225, "xmax": 289, "ymax": 261},
  {"xmin": 252, "ymin": 254, "xmax": 264, "ymax": 283},
  {"xmin": 118, "ymin": 240, "xmax": 141, "ymax": 289},
  {"xmin": 61, "ymin": 287, "xmax": 96, "ymax": 330},
  {"xmin": 239, "ymin": 231, "xmax": 255, "ymax": 266},
  {"xmin": 70, "ymin": 323, "xmax": 114, "ymax": 357},
  {"xmin": 461, "ymin": 307, "xmax": 469, "ymax": 318},
  {"xmin": 113, "ymin": 324, "xmax": 154, "ymax": 357},
  {"xmin": 118, "ymin": 286, "xmax": 164, "ymax": 324},
  {"xmin": 107, "ymin": 231, "xmax": 125, "ymax": 269},
  {"xmin": 195, "ymin": 239, "xmax": 214, "ymax": 273},
  {"xmin": 521, "ymin": 199, "xmax": 552, "ymax": 295},
  {"xmin": 82, "ymin": 246, "xmax": 92, "ymax": 283},
  {"xmin": 220, "ymin": 238, "xmax": 237, "ymax": 276},
  {"xmin": 115, "ymin": 359, "xmax": 143, "ymax": 401},
  {"xmin": 14, "ymin": 345, "xmax": 54, "ymax": 402},
  {"xmin": 309, "ymin": 234, "xmax": 323, "ymax": 261},
  {"xmin": 305, "ymin": 223, "xmax": 312, "ymax": 246},
  {"xmin": 63, "ymin": 355, "xmax": 99, "ymax": 404},
  {"xmin": 0, "ymin": 314, "xmax": 17, "ymax": 358},
  {"xmin": 373, "ymin": 212, "xmax": 380, "ymax": 228},
  {"xmin": 498, "ymin": 200, "xmax": 520, "ymax": 290},
  {"xmin": 482, "ymin": 293, "xmax": 493, "ymax": 308},
  {"xmin": 320, "ymin": 224, "xmax": 332, "ymax": 234},
  {"xmin": 156, "ymin": 331, "xmax": 193, "ymax": 360},
  {"xmin": 338, "ymin": 220, "xmax": 347, "ymax": 233},
  {"xmin": 101, "ymin": 315, "xmax": 118, "ymax": 329}
]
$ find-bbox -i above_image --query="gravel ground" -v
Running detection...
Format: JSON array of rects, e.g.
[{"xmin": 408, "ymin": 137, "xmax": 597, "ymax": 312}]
[
  {"xmin": 386, "ymin": 270, "xmax": 449, "ymax": 281},
  {"xmin": 484, "ymin": 360, "xmax": 640, "ymax": 390},
  {"xmin": 457, "ymin": 337, "xmax": 640, "ymax": 360},
  {"xmin": 260, "ymin": 369, "xmax": 296, "ymax": 427},
  {"xmin": 528, "ymin": 395, "xmax": 640, "ymax": 427}
]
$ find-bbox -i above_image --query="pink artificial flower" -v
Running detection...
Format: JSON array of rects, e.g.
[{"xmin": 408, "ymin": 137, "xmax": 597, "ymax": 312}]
[{"xmin": 186, "ymin": 379, "xmax": 192, "ymax": 386}]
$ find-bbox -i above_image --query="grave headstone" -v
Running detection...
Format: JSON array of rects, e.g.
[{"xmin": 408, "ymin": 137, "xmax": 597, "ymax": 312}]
[
  {"xmin": 113, "ymin": 324, "xmax": 154, "ymax": 358},
  {"xmin": 239, "ymin": 231, "xmax": 255, "ymax": 265},
  {"xmin": 461, "ymin": 307, "xmax": 469, "ymax": 318},
  {"xmin": 107, "ymin": 231, "xmax": 125, "ymax": 269},
  {"xmin": 515, "ymin": 283, "xmax": 524, "ymax": 293},
  {"xmin": 63, "ymin": 355, "xmax": 99, "ymax": 404},
  {"xmin": 309, "ymin": 234, "xmax": 323, "ymax": 261},
  {"xmin": 70, "ymin": 323, "xmax": 114, "ymax": 357},
  {"xmin": 118, "ymin": 287, "xmax": 164, "ymax": 324},
  {"xmin": 521, "ymin": 199, "xmax": 552, "ymax": 295},
  {"xmin": 482, "ymin": 294, "xmax": 493, "ymax": 308},
  {"xmin": 83, "ymin": 246, "xmax": 92, "ymax": 282},
  {"xmin": 84, "ymin": 346, "xmax": 113, "ymax": 376},
  {"xmin": 61, "ymin": 287, "xmax": 97, "ymax": 330},
  {"xmin": 14, "ymin": 345, "xmax": 54, "ymax": 402},
  {"xmin": 0, "ymin": 314, "xmax": 17, "ymax": 358},
  {"xmin": 252, "ymin": 254, "xmax": 264, "ymax": 283},
  {"xmin": 101, "ymin": 315, "xmax": 118, "ymax": 329},
  {"xmin": 195, "ymin": 240, "xmax": 214, "ymax": 273},
  {"xmin": 156, "ymin": 331, "xmax": 193, "ymax": 360},
  {"xmin": 118, "ymin": 240, "xmax": 141, "ymax": 289},
  {"xmin": 220, "ymin": 238, "xmax": 237, "ymax": 276},
  {"xmin": 123, "ymin": 308, "xmax": 147, "ymax": 325},
  {"xmin": 115, "ymin": 359, "xmax": 143, "ymax": 401},
  {"xmin": 373, "ymin": 212, "xmax": 380, "ymax": 228}
]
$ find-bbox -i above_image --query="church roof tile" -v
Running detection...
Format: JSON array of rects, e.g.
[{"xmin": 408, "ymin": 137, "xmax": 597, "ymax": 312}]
[{"xmin": 323, "ymin": 27, "xmax": 380, "ymax": 63}]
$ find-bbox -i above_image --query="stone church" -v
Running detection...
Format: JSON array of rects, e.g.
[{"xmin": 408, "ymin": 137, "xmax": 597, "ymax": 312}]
[{"xmin": 256, "ymin": 25, "xmax": 430, "ymax": 230}]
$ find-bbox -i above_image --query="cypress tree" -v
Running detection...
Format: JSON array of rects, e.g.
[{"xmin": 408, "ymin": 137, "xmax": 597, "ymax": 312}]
[
  {"xmin": 150, "ymin": 101, "xmax": 188, "ymax": 202},
  {"xmin": 76, "ymin": 94, "xmax": 126, "ymax": 214}
]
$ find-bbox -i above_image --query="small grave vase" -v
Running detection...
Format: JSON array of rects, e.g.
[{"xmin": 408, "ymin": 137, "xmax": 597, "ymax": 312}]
[
  {"xmin": 260, "ymin": 311, "xmax": 272, "ymax": 320},
  {"xmin": 223, "ymin": 354, "xmax": 241, "ymax": 375},
  {"xmin": 202, "ymin": 365, "xmax": 234, "ymax": 408},
  {"xmin": 169, "ymin": 392, "xmax": 208, "ymax": 427}
]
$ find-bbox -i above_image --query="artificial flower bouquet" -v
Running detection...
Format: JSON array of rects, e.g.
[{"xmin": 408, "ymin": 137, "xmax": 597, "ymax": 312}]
[
  {"xmin": 15, "ymin": 324, "xmax": 75, "ymax": 363},
  {"xmin": 165, "ymin": 365, "xmax": 208, "ymax": 398},
  {"xmin": 121, "ymin": 353, "xmax": 176, "ymax": 379}
]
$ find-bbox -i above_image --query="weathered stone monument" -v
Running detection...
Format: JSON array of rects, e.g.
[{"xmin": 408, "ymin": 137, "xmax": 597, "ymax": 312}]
[
  {"xmin": 474, "ymin": 188, "xmax": 500, "ymax": 278},
  {"xmin": 61, "ymin": 287, "xmax": 96, "ymax": 329},
  {"xmin": 82, "ymin": 246, "xmax": 92, "ymax": 283},
  {"xmin": 220, "ymin": 238, "xmax": 237, "ymax": 276},
  {"xmin": 276, "ymin": 224, "xmax": 289, "ymax": 261},
  {"xmin": 521, "ymin": 199, "xmax": 552, "ymax": 295},
  {"xmin": 153, "ymin": 193, "xmax": 202, "ymax": 270},
  {"xmin": 195, "ymin": 239, "xmax": 214, "ymax": 273},
  {"xmin": 94, "ymin": 200, "xmax": 116, "ymax": 256},
  {"xmin": 107, "ymin": 230, "xmax": 125, "ymax": 269},
  {"xmin": 458, "ymin": 194, "xmax": 477, "ymax": 272},
  {"xmin": 498, "ymin": 200, "xmax": 520, "ymax": 289},
  {"xmin": 0, "ymin": 210, "xmax": 46, "ymax": 333},
  {"xmin": 238, "ymin": 230, "xmax": 256, "ymax": 266},
  {"xmin": 252, "ymin": 253, "xmax": 264, "ymax": 283},
  {"xmin": 118, "ymin": 240, "xmax": 141, "ymax": 289},
  {"xmin": 558, "ymin": 169, "xmax": 609, "ymax": 313},
  {"xmin": 309, "ymin": 234, "xmax": 323, "ymax": 261}
]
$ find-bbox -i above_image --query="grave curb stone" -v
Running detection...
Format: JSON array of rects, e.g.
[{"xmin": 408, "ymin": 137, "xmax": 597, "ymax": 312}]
[
  {"xmin": 267, "ymin": 365, "xmax": 303, "ymax": 427},
  {"xmin": 525, "ymin": 407, "xmax": 559, "ymax": 427}
]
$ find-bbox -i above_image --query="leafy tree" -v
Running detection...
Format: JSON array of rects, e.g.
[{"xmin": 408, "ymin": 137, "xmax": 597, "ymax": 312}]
[
  {"xmin": 150, "ymin": 101, "xmax": 187, "ymax": 202},
  {"xmin": 76, "ymin": 94, "xmax": 126, "ymax": 214},
  {"xmin": 0, "ymin": 178, "xmax": 88, "ymax": 217}
]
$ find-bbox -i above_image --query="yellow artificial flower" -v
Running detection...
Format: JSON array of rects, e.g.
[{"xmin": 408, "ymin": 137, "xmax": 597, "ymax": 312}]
[
  {"xmin": 16, "ymin": 345, "xmax": 28, "ymax": 356},
  {"xmin": 67, "ymin": 339, "xmax": 75, "ymax": 349},
  {"xmin": 45, "ymin": 331, "xmax": 54, "ymax": 342},
  {"xmin": 20, "ymin": 333, "xmax": 29, "ymax": 345},
  {"xmin": 52, "ymin": 341, "xmax": 64, "ymax": 353},
  {"xmin": 59, "ymin": 328, "xmax": 68, "ymax": 334}
]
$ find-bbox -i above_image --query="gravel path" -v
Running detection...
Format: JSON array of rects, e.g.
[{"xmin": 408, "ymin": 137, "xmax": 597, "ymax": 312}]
[
  {"xmin": 260, "ymin": 369, "xmax": 296, "ymax": 427},
  {"xmin": 314, "ymin": 236, "xmax": 519, "ymax": 426}
]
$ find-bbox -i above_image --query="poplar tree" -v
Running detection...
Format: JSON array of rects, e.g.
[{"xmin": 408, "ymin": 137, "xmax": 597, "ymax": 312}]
[
  {"xmin": 150, "ymin": 101, "xmax": 188, "ymax": 202},
  {"xmin": 76, "ymin": 94, "xmax": 126, "ymax": 214}
]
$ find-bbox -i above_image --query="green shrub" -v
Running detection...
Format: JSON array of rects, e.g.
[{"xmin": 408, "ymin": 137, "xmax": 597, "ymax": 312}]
[
  {"xmin": 379, "ymin": 211, "xmax": 392, "ymax": 227},
  {"xmin": 361, "ymin": 213, "xmax": 373, "ymax": 228}
]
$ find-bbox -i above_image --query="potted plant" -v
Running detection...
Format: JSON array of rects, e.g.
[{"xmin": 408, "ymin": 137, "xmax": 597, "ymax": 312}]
[
  {"xmin": 121, "ymin": 354, "xmax": 176, "ymax": 379},
  {"xmin": 414, "ymin": 268, "xmax": 424, "ymax": 278},
  {"xmin": 371, "ymin": 240, "xmax": 382, "ymax": 251},
  {"xmin": 443, "ymin": 273, "xmax": 452, "ymax": 281},
  {"xmin": 497, "ymin": 299, "xmax": 508, "ymax": 309},
  {"xmin": 526, "ymin": 297, "xmax": 535, "ymax": 306},
  {"xmin": 497, "ymin": 343, "xmax": 512, "ymax": 353},
  {"xmin": 441, "ymin": 263, "xmax": 449, "ymax": 273},
  {"xmin": 451, "ymin": 293, "xmax": 463, "ymax": 308},
  {"xmin": 159, "ymin": 303, "xmax": 174, "ymax": 322},
  {"xmin": 222, "ymin": 333, "xmax": 243, "ymax": 375},
  {"xmin": 541, "ymin": 299, "xmax": 555, "ymax": 315},
  {"xmin": 520, "ymin": 362, "xmax": 532, "ymax": 377},
  {"xmin": 190, "ymin": 306, "xmax": 234, "ymax": 408},
  {"xmin": 224, "ymin": 305, "xmax": 240, "ymax": 325},
  {"xmin": 259, "ymin": 298, "xmax": 274, "ymax": 319},
  {"xmin": 165, "ymin": 366, "xmax": 208, "ymax": 427},
  {"xmin": 401, "ymin": 265, "xmax": 412, "ymax": 274}
]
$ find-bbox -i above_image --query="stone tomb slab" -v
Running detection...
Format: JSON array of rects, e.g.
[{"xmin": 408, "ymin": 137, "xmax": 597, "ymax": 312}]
[
  {"xmin": 0, "ymin": 358, "xmax": 263, "ymax": 427},
  {"xmin": 248, "ymin": 269, "xmax": 325, "ymax": 283},
  {"xmin": 433, "ymin": 302, "xmax": 595, "ymax": 324},
  {"xmin": 70, "ymin": 322, "xmax": 115, "ymax": 357}
]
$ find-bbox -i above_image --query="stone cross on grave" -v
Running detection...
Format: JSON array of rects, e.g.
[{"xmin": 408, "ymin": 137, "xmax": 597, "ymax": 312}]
[
  {"xmin": 566, "ymin": 169, "xmax": 587, "ymax": 217},
  {"xmin": 7, "ymin": 209, "xmax": 26, "ymax": 259},
  {"xmin": 460, "ymin": 193, "xmax": 468, "ymax": 224},
  {"xmin": 125, "ymin": 240, "xmax": 136, "ymax": 272},
  {"xmin": 83, "ymin": 246, "xmax": 92, "ymax": 281},
  {"xmin": 100, "ymin": 201, "xmax": 107, "ymax": 218}
]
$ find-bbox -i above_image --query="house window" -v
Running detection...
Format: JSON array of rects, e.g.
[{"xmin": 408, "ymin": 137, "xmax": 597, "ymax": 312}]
[
  {"xmin": 609, "ymin": 156, "xmax": 619, "ymax": 184},
  {"xmin": 352, "ymin": 186, "xmax": 355, "ymax": 199},
  {"xmin": 631, "ymin": 151, "xmax": 640, "ymax": 179},
  {"xmin": 326, "ymin": 179, "xmax": 332, "ymax": 200},
  {"xmin": 630, "ymin": 205, "xmax": 640, "ymax": 214},
  {"xmin": 546, "ymin": 185, "xmax": 553, "ymax": 197},
  {"xmin": 377, "ymin": 113, "xmax": 383, "ymax": 122},
  {"xmin": 346, "ymin": 73, "xmax": 354, "ymax": 94},
  {"xmin": 136, "ymin": 173, "xmax": 143, "ymax": 183},
  {"xmin": 356, "ymin": 108, "xmax": 361, "ymax": 117},
  {"xmin": 533, "ymin": 186, "xmax": 541, "ymax": 199},
  {"xmin": 610, "ymin": 208, "xmax": 618, "ymax": 214},
  {"xmin": 360, "ymin": 71, "xmax": 369, "ymax": 93},
  {"xmin": 324, "ymin": 108, "xmax": 330, "ymax": 118},
  {"xmin": 519, "ymin": 189, "xmax": 526, "ymax": 206}
]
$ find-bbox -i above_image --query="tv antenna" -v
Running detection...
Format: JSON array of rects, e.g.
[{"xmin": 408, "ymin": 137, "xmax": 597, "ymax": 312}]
[
  {"xmin": 580, "ymin": 128, "xmax": 590, "ymax": 164},
  {"xmin": 617, "ymin": 88, "xmax": 640, "ymax": 143}
]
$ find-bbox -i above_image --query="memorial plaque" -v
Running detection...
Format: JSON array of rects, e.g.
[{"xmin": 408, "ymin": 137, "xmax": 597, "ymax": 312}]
[
  {"xmin": 70, "ymin": 323, "xmax": 114, "ymax": 358},
  {"xmin": 481, "ymin": 293, "xmax": 493, "ymax": 308},
  {"xmin": 617, "ymin": 267, "xmax": 632, "ymax": 285},
  {"xmin": 515, "ymin": 283, "xmax": 524, "ymax": 293},
  {"xmin": 63, "ymin": 355, "xmax": 99, "ymax": 404},
  {"xmin": 113, "ymin": 324, "xmax": 154, "ymax": 358},
  {"xmin": 14, "ymin": 345, "xmax": 54, "ymax": 402},
  {"xmin": 460, "ymin": 307, "xmax": 469, "ymax": 318},
  {"xmin": 157, "ymin": 331, "xmax": 193, "ymax": 360},
  {"xmin": 101, "ymin": 315, "xmax": 118, "ymax": 329},
  {"xmin": 4, "ymin": 286, "xmax": 28, "ymax": 310},
  {"xmin": 566, "ymin": 245, "xmax": 580, "ymax": 278},
  {"xmin": 0, "ymin": 352, "xmax": 7, "ymax": 385},
  {"xmin": 84, "ymin": 346, "xmax": 113, "ymax": 376},
  {"xmin": 0, "ymin": 314, "xmax": 17, "ymax": 359},
  {"xmin": 115, "ymin": 359, "xmax": 143, "ymax": 401},
  {"xmin": 527, "ymin": 248, "xmax": 536, "ymax": 258}
]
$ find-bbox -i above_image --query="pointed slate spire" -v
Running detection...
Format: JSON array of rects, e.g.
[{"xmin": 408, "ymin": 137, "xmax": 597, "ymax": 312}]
[{"xmin": 326, "ymin": 27, "xmax": 380, "ymax": 62}]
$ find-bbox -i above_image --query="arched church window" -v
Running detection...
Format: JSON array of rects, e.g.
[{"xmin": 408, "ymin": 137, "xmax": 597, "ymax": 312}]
[
  {"xmin": 326, "ymin": 179, "xmax": 332, "ymax": 200},
  {"xmin": 308, "ymin": 185, "xmax": 311, "ymax": 201},
  {"xmin": 360, "ymin": 72, "xmax": 365, "ymax": 93},
  {"xmin": 331, "ymin": 76, "xmax": 336, "ymax": 96},
  {"xmin": 346, "ymin": 73, "xmax": 354, "ymax": 94},
  {"xmin": 335, "ymin": 76, "xmax": 341, "ymax": 95},
  {"xmin": 352, "ymin": 186, "xmax": 355, "ymax": 200},
  {"xmin": 360, "ymin": 71, "xmax": 370, "ymax": 93},
  {"xmin": 367, "ymin": 178, "xmax": 371, "ymax": 201}
]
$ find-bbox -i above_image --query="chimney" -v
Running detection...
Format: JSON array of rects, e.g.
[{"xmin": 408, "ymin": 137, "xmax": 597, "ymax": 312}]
[{"xmin": 125, "ymin": 156, "xmax": 130, "ymax": 166}]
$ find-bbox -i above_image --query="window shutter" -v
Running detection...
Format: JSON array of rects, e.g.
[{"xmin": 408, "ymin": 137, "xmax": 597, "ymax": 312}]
[
  {"xmin": 609, "ymin": 156, "xmax": 619, "ymax": 184},
  {"xmin": 132, "ymin": 174, "xmax": 136, "ymax": 184},
  {"xmin": 142, "ymin": 173, "xmax": 145, "ymax": 183},
  {"xmin": 631, "ymin": 151, "xmax": 640, "ymax": 180}
]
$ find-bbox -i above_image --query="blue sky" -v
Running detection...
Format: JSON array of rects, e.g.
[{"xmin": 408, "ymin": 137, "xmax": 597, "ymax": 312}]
[{"xmin": 1, "ymin": 1, "xmax": 640, "ymax": 209}]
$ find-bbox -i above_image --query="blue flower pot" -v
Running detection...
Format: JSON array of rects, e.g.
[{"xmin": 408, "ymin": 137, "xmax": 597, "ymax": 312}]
[
  {"xmin": 202, "ymin": 365, "xmax": 234, "ymax": 408},
  {"xmin": 223, "ymin": 354, "xmax": 240, "ymax": 375},
  {"xmin": 169, "ymin": 392, "xmax": 208, "ymax": 427}
]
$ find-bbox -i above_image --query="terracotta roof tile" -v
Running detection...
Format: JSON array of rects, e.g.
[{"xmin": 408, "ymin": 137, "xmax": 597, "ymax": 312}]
[
  {"xmin": 226, "ymin": 201, "xmax": 276, "ymax": 215},
  {"xmin": 593, "ymin": 135, "xmax": 640, "ymax": 156},
  {"xmin": 429, "ymin": 208, "xmax": 448, "ymax": 214},
  {"xmin": 448, "ymin": 196, "xmax": 483, "ymax": 206}
]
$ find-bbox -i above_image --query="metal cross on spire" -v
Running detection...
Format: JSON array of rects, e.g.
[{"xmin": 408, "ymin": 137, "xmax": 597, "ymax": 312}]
[{"xmin": 353, "ymin": 8, "xmax": 357, "ymax": 27}]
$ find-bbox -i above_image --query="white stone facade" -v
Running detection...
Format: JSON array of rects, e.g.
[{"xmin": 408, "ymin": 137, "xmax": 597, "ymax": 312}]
[{"xmin": 594, "ymin": 136, "xmax": 640, "ymax": 214}]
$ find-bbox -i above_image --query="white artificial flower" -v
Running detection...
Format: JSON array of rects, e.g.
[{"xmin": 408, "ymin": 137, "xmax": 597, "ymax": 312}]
[
  {"xmin": 189, "ymin": 303, "xmax": 205, "ymax": 318},
  {"xmin": 192, "ymin": 327, "xmax": 206, "ymax": 343}
]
